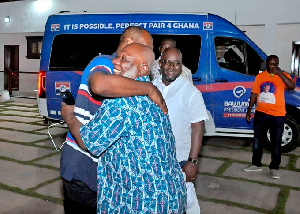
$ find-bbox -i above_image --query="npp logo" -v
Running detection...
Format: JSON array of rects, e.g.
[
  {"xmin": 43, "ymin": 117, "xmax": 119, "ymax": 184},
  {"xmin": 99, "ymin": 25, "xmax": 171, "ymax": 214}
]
[
  {"xmin": 203, "ymin": 22, "xmax": 213, "ymax": 30},
  {"xmin": 233, "ymin": 86, "xmax": 246, "ymax": 98},
  {"xmin": 51, "ymin": 24, "xmax": 60, "ymax": 31}
]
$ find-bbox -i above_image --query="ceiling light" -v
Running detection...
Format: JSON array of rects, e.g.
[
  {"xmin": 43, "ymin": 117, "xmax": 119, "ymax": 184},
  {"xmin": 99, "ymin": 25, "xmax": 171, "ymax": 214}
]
[
  {"xmin": 34, "ymin": 0, "xmax": 52, "ymax": 12},
  {"xmin": 5, "ymin": 16, "xmax": 10, "ymax": 23}
]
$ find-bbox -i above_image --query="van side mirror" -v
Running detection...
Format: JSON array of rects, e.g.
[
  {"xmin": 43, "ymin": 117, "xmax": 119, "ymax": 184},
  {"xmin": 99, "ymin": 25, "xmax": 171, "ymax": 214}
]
[{"xmin": 260, "ymin": 60, "xmax": 266, "ymax": 71}]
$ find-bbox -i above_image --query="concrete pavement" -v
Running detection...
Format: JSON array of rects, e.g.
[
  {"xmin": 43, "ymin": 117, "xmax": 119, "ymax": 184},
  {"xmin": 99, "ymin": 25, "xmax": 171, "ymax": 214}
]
[{"xmin": 0, "ymin": 101, "xmax": 299, "ymax": 213}]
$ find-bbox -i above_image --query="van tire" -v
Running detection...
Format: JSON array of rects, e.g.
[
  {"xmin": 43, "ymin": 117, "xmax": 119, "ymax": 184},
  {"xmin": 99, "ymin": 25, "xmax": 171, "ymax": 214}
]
[{"xmin": 263, "ymin": 115, "xmax": 300, "ymax": 153}]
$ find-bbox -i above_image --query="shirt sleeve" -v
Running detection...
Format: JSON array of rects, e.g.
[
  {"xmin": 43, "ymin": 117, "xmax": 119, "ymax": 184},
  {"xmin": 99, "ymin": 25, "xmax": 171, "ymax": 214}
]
[
  {"xmin": 188, "ymin": 89, "xmax": 209, "ymax": 123},
  {"xmin": 252, "ymin": 75, "xmax": 261, "ymax": 94},
  {"xmin": 79, "ymin": 99, "xmax": 129, "ymax": 157},
  {"xmin": 78, "ymin": 56, "xmax": 113, "ymax": 93},
  {"xmin": 87, "ymin": 56, "xmax": 113, "ymax": 78},
  {"xmin": 182, "ymin": 65, "xmax": 193, "ymax": 84},
  {"xmin": 283, "ymin": 72, "xmax": 293, "ymax": 89},
  {"xmin": 151, "ymin": 59, "xmax": 161, "ymax": 80},
  {"xmin": 85, "ymin": 56, "xmax": 113, "ymax": 95},
  {"xmin": 283, "ymin": 71, "xmax": 292, "ymax": 80}
]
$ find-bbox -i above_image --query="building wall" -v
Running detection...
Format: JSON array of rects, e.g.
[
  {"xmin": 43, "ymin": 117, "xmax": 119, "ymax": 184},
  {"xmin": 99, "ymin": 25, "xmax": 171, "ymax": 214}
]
[
  {"xmin": 0, "ymin": 0, "xmax": 300, "ymax": 94},
  {"xmin": 276, "ymin": 23, "xmax": 300, "ymax": 71},
  {"xmin": 237, "ymin": 25, "xmax": 265, "ymax": 52},
  {"xmin": 0, "ymin": 32, "xmax": 42, "ymax": 93}
]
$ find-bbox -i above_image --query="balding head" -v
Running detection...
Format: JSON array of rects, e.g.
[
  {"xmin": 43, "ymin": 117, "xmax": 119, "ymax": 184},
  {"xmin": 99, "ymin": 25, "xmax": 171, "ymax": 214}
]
[
  {"xmin": 113, "ymin": 43, "xmax": 155, "ymax": 79},
  {"xmin": 117, "ymin": 26, "xmax": 153, "ymax": 54},
  {"xmin": 161, "ymin": 48, "xmax": 182, "ymax": 61}
]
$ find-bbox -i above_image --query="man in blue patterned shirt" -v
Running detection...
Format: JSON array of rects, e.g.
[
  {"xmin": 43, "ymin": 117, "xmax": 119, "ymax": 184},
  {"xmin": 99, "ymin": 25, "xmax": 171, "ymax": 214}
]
[
  {"xmin": 63, "ymin": 43, "xmax": 186, "ymax": 213},
  {"xmin": 60, "ymin": 26, "xmax": 168, "ymax": 214}
]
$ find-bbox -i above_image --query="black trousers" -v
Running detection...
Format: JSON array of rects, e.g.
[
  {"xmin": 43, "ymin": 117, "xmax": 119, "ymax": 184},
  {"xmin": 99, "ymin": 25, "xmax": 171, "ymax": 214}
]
[
  {"xmin": 252, "ymin": 111, "xmax": 285, "ymax": 170},
  {"xmin": 63, "ymin": 178, "xmax": 97, "ymax": 214}
]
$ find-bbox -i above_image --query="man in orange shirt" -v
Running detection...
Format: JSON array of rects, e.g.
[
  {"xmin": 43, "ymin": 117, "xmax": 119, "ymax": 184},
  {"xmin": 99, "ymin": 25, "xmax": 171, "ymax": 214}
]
[{"xmin": 243, "ymin": 55, "xmax": 295, "ymax": 179}]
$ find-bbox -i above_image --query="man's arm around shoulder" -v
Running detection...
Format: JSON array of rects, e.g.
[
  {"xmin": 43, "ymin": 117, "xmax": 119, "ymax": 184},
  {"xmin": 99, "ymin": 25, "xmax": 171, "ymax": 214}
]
[{"xmin": 89, "ymin": 72, "xmax": 168, "ymax": 114}]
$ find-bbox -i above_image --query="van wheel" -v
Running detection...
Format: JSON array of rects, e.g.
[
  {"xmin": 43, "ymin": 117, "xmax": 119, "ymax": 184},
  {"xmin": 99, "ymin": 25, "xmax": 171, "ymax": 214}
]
[{"xmin": 264, "ymin": 115, "xmax": 300, "ymax": 153}]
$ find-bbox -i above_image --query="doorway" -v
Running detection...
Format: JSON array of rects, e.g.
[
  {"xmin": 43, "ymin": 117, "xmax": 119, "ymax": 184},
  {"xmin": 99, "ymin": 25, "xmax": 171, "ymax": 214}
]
[{"xmin": 4, "ymin": 45, "xmax": 19, "ymax": 95}]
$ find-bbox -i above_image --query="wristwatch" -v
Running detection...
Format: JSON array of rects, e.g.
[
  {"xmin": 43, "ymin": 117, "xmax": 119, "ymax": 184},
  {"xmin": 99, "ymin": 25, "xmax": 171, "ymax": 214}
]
[{"xmin": 188, "ymin": 157, "xmax": 198, "ymax": 165}]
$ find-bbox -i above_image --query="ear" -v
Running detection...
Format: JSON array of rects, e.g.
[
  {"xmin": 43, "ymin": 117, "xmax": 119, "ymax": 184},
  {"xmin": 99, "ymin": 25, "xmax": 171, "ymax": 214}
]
[
  {"xmin": 138, "ymin": 63, "xmax": 149, "ymax": 77},
  {"xmin": 159, "ymin": 46, "xmax": 162, "ymax": 53},
  {"xmin": 126, "ymin": 37, "xmax": 134, "ymax": 45}
]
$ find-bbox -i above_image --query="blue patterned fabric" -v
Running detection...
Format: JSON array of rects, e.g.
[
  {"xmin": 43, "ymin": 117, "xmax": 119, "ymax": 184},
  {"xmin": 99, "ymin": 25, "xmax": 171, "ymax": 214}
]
[
  {"xmin": 80, "ymin": 76, "xmax": 186, "ymax": 213},
  {"xmin": 61, "ymin": 55, "xmax": 114, "ymax": 192}
]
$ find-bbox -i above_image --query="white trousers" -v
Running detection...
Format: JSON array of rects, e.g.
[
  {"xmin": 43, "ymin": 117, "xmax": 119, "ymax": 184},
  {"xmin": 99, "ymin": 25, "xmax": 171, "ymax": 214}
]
[
  {"xmin": 186, "ymin": 182, "xmax": 201, "ymax": 214},
  {"xmin": 183, "ymin": 172, "xmax": 201, "ymax": 214}
]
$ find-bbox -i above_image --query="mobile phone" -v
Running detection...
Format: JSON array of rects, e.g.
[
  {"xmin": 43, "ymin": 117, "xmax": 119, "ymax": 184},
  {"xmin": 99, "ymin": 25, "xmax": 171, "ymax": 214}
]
[{"xmin": 60, "ymin": 91, "xmax": 75, "ymax": 105}]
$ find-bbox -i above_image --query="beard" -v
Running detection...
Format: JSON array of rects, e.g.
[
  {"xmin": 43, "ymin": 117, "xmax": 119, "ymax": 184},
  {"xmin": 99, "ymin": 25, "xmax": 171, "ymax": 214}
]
[
  {"xmin": 122, "ymin": 66, "xmax": 138, "ymax": 79},
  {"xmin": 162, "ymin": 71, "xmax": 181, "ymax": 83},
  {"xmin": 162, "ymin": 75, "xmax": 177, "ymax": 82}
]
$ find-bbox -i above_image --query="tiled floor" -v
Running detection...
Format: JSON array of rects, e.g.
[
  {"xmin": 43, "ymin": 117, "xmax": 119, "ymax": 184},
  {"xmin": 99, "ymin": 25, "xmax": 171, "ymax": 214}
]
[{"xmin": 0, "ymin": 101, "xmax": 299, "ymax": 213}]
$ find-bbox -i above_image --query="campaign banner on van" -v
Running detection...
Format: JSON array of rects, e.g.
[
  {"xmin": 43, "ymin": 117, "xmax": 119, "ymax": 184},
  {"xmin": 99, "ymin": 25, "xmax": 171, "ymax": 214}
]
[
  {"xmin": 223, "ymin": 86, "xmax": 251, "ymax": 118},
  {"xmin": 51, "ymin": 21, "xmax": 208, "ymax": 32},
  {"xmin": 55, "ymin": 82, "xmax": 71, "ymax": 95}
]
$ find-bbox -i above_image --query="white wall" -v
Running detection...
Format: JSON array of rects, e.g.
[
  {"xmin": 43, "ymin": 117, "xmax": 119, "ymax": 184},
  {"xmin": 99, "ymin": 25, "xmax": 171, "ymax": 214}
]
[
  {"xmin": 1, "ymin": 0, "xmax": 300, "ymax": 42},
  {"xmin": 0, "ymin": 32, "xmax": 42, "ymax": 92},
  {"xmin": 276, "ymin": 23, "xmax": 300, "ymax": 71},
  {"xmin": 237, "ymin": 25, "xmax": 265, "ymax": 51},
  {"xmin": 0, "ymin": 0, "xmax": 300, "ymax": 94}
]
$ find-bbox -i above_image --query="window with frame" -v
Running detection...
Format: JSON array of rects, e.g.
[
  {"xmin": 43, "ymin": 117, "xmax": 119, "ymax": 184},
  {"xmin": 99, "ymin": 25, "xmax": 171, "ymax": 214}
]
[
  {"xmin": 214, "ymin": 37, "xmax": 264, "ymax": 76},
  {"xmin": 26, "ymin": 36, "xmax": 43, "ymax": 59}
]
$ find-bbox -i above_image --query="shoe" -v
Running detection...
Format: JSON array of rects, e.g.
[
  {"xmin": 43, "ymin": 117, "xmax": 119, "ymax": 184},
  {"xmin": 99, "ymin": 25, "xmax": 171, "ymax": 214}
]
[
  {"xmin": 270, "ymin": 169, "xmax": 280, "ymax": 179},
  {"xmin": 243, "ymin": 165, "xmax": 262, "ymax": 172}
]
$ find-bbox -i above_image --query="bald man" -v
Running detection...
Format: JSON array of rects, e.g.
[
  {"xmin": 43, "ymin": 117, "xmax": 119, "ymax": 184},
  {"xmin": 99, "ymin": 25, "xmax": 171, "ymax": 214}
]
[
  {"xmin": 63, "ymin": 43, "xmax": 187, "ymax": 213},
  {"xmin": 60, "ymin": 26, "xmax": 167, "ymax": 214},
  {"xmin": 153, "ymin": 48, "xmax": 209, "ymax": 214},
  {"xmin": 151, "ymin": 37, "xmax": 193, "ymax": 83}
]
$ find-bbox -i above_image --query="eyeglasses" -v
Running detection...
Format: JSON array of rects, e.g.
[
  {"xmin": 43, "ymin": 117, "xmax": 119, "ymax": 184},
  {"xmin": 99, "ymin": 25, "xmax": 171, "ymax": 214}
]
[{"xmin": 160, "ymin": 60, "xmax": 182, "ymax": 68}]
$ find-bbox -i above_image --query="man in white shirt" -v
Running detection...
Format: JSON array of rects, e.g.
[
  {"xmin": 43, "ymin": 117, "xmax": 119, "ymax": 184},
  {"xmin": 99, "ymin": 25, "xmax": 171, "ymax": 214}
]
[
  {"xmin": 152, "ymin": 48, "xmax": 209, "ymax": 214},
  {"xmin": 151, "ymin": 38, "xmax": 193, "ymax": 83}
]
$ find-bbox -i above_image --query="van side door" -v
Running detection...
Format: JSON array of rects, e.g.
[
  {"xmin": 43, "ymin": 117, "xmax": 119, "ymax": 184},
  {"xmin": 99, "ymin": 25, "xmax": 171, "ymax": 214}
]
[{"xmin": 209, "ymin": 34, "xmax": 264, "ymax": 131}]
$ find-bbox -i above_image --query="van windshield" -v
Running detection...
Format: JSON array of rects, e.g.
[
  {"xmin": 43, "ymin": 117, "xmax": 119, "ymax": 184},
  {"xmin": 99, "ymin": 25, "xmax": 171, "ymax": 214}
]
[{"xmin": 49, "ymin": 34, "xmax": 201, "ymax": 73}]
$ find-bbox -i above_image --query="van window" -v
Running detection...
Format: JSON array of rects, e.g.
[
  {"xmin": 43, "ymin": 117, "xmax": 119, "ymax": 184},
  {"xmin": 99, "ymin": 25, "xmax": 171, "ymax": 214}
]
[
  {"xmin": 49, "ymin": 34, "xmax": 120, "ymax": 71},
  {"xmin": 152, "ymin": 35, "xmax": 201, "ymax": 74},
  {"xmin": 215, "ymin": 37, "xmax": 263, "ymax": 76},
  {"xmin": 49, "ymin": 34, "xmax": 201, "ymax": 73}
]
